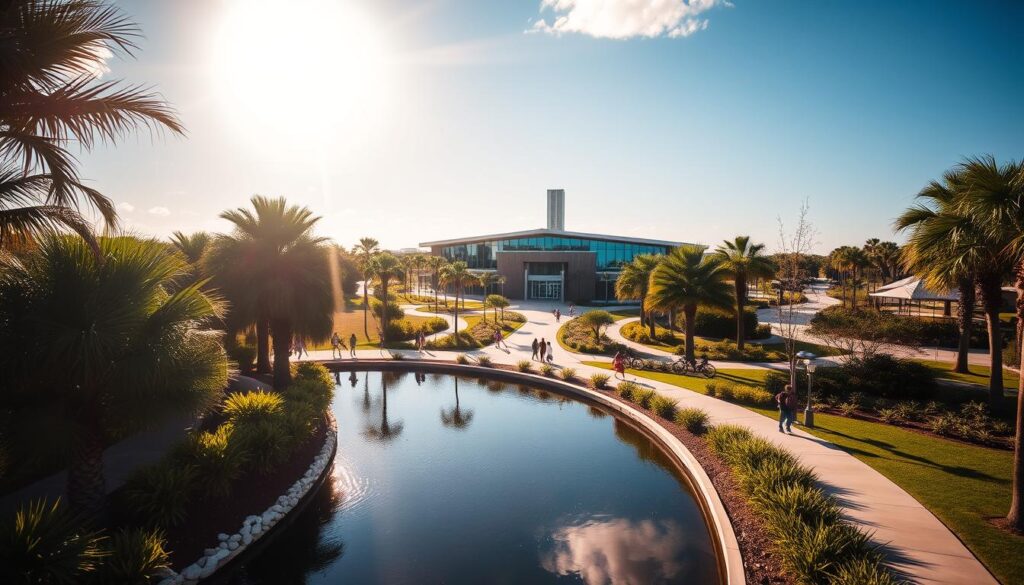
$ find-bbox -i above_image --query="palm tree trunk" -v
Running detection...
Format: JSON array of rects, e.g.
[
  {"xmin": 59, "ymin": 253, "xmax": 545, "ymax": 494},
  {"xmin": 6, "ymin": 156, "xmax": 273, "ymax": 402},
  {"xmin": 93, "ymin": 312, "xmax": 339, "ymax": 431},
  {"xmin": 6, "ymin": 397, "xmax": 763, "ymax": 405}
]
[
  {"xmin": 256, "ymin": 317, "xmax": 271, "ymax": 374},
  {"xmin": 735, "ymin": 276, "xmax": 746, "ymax": 350},
  {"xmin": 954, "ymin": 279, "xmax": 975, "ymax": 374},
  {"xmin": 67, "ymin": 419, "xmax": 105, "ymax": 514},
  {"xmin": 380, "ymin": 279, "xmax": 389, "ymax": 346},
  {"xmin": 683, "ymin": 305, "xmax": 697, "ymax": 362},
  {"xmin": 978, "ymin": 276, "xmax": 1005, "ymax": 410},
  {"xmin": 1008, "ymin": 265, "xmax": 1024, "ymax": 531},
  {"xmin": 363, "ymin": 275, "xmax": 370, "ymax": 340},
  {"xmin": 271, "ymin": 318, "xmax": 292, "ymax": 389},
  {"xmin": 454, "ymin": 286, "xmax": 460, "ymax": 339}
]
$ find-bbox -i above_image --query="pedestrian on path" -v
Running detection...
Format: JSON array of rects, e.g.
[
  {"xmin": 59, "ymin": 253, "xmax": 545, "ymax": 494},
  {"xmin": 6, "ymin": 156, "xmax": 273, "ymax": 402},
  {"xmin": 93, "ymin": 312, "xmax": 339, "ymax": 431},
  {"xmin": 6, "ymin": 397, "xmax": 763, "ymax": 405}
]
[
  {"xmin": 349, "ymin": 333, "xmax": 358, "ymax": 358},
  {"xmin": 776, "ymin": 384, "xmax": 797, "ymax": 433},
  {"xmin": 555, "ymin": 309, "xmax": 561, "ymax": 323},
  {"xmin": 532, "ymin": 338, "xmax": 539, "ymax": 360},
  {"xmin": 331, "ymin": 332, "xmax": 341, "ymax": 359},
  {"xmin": 546, "ymin": 340, "xmax": 554, "ymax": 363},
  {"xmin": 539, "ymin": 337, "xmax": 547, "ymax": 361},
  {"xmin": 612, "ymin": 351, "xmax": 626, "ymax": 380},
  {"xmin": 568, "ymin": 303, "xmax": 576, "ymax": 318},
  {"xmin": 494, "ymin": 329, "xmax": 507, "ymax": 349}
]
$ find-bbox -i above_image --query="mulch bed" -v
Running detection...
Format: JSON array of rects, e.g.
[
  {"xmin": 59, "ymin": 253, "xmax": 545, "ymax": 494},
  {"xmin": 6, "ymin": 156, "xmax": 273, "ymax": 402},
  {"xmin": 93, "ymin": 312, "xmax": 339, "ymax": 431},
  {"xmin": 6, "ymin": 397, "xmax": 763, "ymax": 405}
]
[
  {"xmin": 483, "ymin": 362, "xmax": 793, "ymax": 584},
  {"xmin": 156, "ymin": 422, "xmax": 327, "ymax": 569}
]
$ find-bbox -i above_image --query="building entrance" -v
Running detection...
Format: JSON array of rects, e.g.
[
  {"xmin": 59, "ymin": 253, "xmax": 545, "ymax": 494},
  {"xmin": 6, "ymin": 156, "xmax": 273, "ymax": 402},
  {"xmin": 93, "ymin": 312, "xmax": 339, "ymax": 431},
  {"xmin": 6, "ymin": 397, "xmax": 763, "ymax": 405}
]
[{"xmin": 528, "ymin": 280, "xmax": 562, "ymax": 300}]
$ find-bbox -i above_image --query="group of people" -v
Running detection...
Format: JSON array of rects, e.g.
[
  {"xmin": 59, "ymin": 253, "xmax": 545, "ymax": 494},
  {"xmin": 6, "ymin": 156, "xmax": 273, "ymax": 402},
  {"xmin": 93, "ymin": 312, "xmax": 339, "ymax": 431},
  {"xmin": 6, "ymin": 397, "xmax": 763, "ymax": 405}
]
[
  {"xmin": 531, "ymin": 337, "xmax": 555, "ymax": 363},
  {"xmin": 329, "ymin": 332, "xmax": 359, "ymax": 359},
  {"xmin": 551, "ymin": 303, "xmax": 576, "ymax": 324}
]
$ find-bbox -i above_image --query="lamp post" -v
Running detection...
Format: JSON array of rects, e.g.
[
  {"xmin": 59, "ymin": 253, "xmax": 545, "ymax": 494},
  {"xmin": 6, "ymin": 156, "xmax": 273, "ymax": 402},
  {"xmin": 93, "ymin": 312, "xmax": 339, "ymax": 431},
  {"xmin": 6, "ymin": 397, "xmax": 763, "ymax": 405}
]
[{"xmin": 796, "ymin": 350, "xmax": 817, "ymax": 428}]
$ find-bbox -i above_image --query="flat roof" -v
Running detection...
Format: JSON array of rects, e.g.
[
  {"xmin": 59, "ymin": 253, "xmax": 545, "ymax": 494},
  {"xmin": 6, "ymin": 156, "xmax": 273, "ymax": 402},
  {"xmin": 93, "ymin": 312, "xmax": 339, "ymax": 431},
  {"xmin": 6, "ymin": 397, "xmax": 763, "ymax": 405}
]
[{"xmin": 420, "ymin": 228, "xmax": 689, "ymax": 249}]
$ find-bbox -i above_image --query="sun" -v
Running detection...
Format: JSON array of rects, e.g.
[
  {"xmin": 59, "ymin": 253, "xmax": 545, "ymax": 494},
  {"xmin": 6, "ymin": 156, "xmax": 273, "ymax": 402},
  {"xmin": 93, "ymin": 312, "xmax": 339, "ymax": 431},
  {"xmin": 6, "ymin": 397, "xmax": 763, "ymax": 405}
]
[{"xmin": 210, "ymin": 0, "xmax": 390, "ymax": 151}]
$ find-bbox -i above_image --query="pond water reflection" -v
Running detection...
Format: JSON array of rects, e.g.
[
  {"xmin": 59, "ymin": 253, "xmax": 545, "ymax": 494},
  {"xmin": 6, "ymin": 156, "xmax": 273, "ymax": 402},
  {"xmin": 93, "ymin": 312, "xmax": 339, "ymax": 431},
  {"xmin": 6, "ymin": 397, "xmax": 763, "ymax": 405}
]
[{"xmin": 222, "ymin": 370, "xmax": 719, "ymax": 584}]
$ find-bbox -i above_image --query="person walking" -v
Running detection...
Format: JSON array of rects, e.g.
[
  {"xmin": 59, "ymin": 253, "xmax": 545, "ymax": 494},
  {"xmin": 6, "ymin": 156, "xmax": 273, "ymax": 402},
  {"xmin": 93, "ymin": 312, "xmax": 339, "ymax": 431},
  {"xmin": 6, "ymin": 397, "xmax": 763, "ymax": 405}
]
[
  {"xmin": 546, "ymin": 340, "xmax": 554, "ymax": 363},
  {"xmin": 531, "ymin": 338, "xmax": 539, "ymax": 360},
  {"xmin": 539, "ymin": 337, "xmax": 547, "ymax": 362},
  {"xmin": 568, "ymin": 303, "xmax": 576, "ymax": 318},
  {"xmin": 555, "ymin": 309, "xmax": 561, "ymax": 323},
  {"xmin": 349, "ymin": 333, "xmax": 358, "ymax": 358},
  {"xmin": 612, "ymin": 351, "xmax": 626, "ymax": 380},
  {"xmin": 775, "ymin": 384, "xmax": 797, "ymax": 433},
  {"xmin": 331, "ymin": 332, "xmax": 341, "ymax": 359}
]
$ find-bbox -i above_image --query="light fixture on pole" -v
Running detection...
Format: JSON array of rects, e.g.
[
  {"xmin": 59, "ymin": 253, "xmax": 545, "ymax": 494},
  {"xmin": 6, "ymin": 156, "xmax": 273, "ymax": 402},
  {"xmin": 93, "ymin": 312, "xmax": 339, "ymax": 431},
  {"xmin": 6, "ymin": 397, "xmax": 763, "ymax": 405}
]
[{"xmin": 795, "ymin": 350, "xmax": 818, "ymax": 428}]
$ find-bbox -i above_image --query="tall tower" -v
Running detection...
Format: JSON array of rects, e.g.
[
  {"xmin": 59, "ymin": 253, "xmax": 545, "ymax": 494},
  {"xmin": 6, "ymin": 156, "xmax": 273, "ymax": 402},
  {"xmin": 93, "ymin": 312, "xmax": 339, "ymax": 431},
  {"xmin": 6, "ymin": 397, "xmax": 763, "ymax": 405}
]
[{"xmin": 546, "ymin": 189, "xmax": 565, "ymax": 231}]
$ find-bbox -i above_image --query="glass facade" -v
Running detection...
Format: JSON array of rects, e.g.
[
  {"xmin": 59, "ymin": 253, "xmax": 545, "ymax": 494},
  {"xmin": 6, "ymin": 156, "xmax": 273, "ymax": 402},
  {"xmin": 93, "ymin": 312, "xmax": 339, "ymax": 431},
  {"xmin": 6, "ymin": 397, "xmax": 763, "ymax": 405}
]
[{"xmin": 440, "ymin": 236, "xmax": 671, "ymax": 270}]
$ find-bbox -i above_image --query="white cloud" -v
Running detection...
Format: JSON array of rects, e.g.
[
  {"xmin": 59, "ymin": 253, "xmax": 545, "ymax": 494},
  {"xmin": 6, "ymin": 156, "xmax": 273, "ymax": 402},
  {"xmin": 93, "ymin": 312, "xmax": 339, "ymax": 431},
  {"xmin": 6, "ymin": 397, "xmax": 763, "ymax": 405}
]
[
  {"xmin": 530, "ymin": 0, "xmax": 725, "ymax": 39},
  {"xmin": 148, "ymin": 206, "xmax": 171, "ymax": 217},
  {"xmin": 117, "ymin": 202, "xmax": 135, "ymax": 213}
]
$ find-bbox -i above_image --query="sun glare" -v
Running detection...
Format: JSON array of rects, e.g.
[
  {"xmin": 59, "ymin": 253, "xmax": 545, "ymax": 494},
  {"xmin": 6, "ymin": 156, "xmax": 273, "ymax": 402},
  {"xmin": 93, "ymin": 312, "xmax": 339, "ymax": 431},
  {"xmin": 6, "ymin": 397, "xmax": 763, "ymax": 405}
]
[{"xmin": 210, "ymin": 0, "xmax": 389, "ymax": 151}]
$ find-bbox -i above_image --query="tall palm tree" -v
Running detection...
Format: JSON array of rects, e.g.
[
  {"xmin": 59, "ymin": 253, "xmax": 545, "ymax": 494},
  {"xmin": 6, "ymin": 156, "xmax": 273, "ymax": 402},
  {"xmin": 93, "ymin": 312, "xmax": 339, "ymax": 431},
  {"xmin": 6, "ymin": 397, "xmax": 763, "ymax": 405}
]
[
  {"xmin": 209, "ymin": 196, "xmax": 333, "ymax": 388},
  {"xmin": 615, "ymin": 254, "xmax": 661, "ymax": 337},
  {"xmin": 367, "ymin": 252, "xmax": 404, "ymax": 346},
  {"xmin": 646, "ymin": 245, "xmax": 733, "ymax": 362},
  {"xmin": 428, "ymin": 255, "xmax": 446, "ymax": 313},
  {"xmin": 873, "ymin": 241, "xmax": 902, "ymax": 282},
  {"xmin": 896, "ymin": 171, "xmax": 977, "ymax": 375},
  {"xmin": 353, "ymin": 237, "xmax": 380, "ymax": 340},
  {"xmin": 947, "ymin": 155, "xmax": 1024, "ymax": 530},
  {"xmin": 714, "ymin": 236, "xmax": 776, "ymax": 349},
  {"xmin": 0, "ymin": 236, "xmax": 227, "ymax": 513},
  {"xmin": 0, "ymin": 1, "xmax": 184, "ymax": 250},
  {"xmin": 169, "ymin": 231, "xmax": 211, "ymax": 289},
  {"xmin": 477, "ymin": 272, "xmax": 500, "ymax": 322},
  {"xmin": 439, "ymin": 260, "xmax": 471, "ymax": 341}
]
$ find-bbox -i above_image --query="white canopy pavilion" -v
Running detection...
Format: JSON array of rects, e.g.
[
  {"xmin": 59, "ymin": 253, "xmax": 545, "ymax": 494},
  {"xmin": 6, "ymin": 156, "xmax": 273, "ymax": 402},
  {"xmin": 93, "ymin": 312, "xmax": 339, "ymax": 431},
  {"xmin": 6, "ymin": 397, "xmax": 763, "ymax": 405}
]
[{"xmin": 868, "ymin": 276, "xmax": 959, "ymax": 316}]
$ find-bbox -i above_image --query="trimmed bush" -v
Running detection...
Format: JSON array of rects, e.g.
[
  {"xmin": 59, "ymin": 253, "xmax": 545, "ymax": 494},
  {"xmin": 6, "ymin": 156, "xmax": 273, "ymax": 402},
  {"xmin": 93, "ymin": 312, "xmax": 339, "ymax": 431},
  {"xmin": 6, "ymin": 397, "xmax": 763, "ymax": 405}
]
[
  {"xmin": 559, "ymin": 315, "xmax": 618, "ymax": 354},
  {"xmin": 617, "ymin": 380, "xmax": 640, "ymax": 400},
  {"xmin": 476, "ymin": 354, "xmax": 492, "ymax": 367},
  {"xmin": 122, "ymin": 461, "xmax": 196, "ymax": 528},
  {"xmin": 231, "ymin": 417, "xmax": 290, "ymax": 473},
  {"xmin": 426, "ymin": 330, "xmax": 481, "ymax": 350},
  {"xmin": 96, "ymin": 527, "xmax": 170, "ymax": 584},
  {"xmin": 223, "ymin": 390, "xmax": 284, "ymax": 424},
  {"xmin": 589, "ymin": 373, "xmax": 610, "ymax": 389},
  {"xmin": 455, "ymin": 353, "xmax": 470, "ymax": 364},
  {"xmin": 634, "ymin": 389, "xmax": 657, "ymax": 409},
  {"xmin": 817, "ymin": 355, "xmax": 936, "ymax": 401},
  {"xmin": 0, "ymin": 498, "xmax": 106, "ymax": 584},
  {"xmin": 516, "ymin": 360, "xmax": 533, "ymax": 372},
  {"xmin": 649, "ymin": 395, "xmax": 678, "ymax": 419},
  {"xmin": 675, "ymin": 407, "xmax": 710, "ymax": 434},
  {"xmin": 731, "ymin": 386, "xmax": 774, "ymax": 406},
  {"xmin": 176, "ymin": 426, "xmax": 247, "ymax": 500},
  {"xmin": 559, "ymin": 367, "xmax": 577, "ymax": 381},
  {"xmin": 539, "ymin": 363, "xmax": 555, "ymax": 377},
  {"xmin": 692, "ymin": 308, "xmax": 766, "ymax": 339}
]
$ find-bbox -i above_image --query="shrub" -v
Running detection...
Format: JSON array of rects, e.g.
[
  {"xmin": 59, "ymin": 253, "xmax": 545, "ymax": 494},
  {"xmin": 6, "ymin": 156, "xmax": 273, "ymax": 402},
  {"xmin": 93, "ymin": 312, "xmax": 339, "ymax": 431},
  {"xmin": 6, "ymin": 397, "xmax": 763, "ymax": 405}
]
[
  {"xmin": 96, "ymin": 528, "xmax": 170, "ymax": 585},
  {"xmin": 705, "ymin": 381, "xmax": 718, "ymax": 397},
  {"xmin": 617, "ymin": 380, "xmax": 639, "ymax": 400},
  {"xmin": 559, "ymin": 316, "xmax": 616, "ymax": 354},
  {"xmin": 122, "ymin": 461, "xmax": 196, "ymax": 527},
  {"xmin": 476, "ymin": 354, "xmax": 492, "ymax": 367},
  {"xmin": 649, "ymin": 395, "xmax": 678, "ymax": 419},
  {"xmin": 223, "ymin": 390, "xmax": 284, "ymax": 424},
  {"xmin": 691, "ymin": 308, "xmax": 762, "ymax": 339},
  {"xmin": 589, "ymin": 373, "xmax": 610, "ymax": 389},
  {"xmin": 716, "ymin": 382, "xmax": 736, "ymax": 401},
  {"xmin": 426, "ymin": 331, "xmax": 481, "ymax": 350},
  {"xmin": 456, "ymin": 353, "xmax": 470, "ymax": 364},
  {"xmin": 516, "ymin": 360, "xmax": 533, "ymax": 372},
  {"xmin": 837, "ymin": 402, "xmax": 859, "ymax": 417},
  {"xmin": 231, "ymin": 418, "xmax": 290, "ymax": 473},
  {"xmin": 176, "ymin": 426, "xmax": 247, "ymax": 500},
  {"xmin": 559, "ymin": 367, "xmax": 576, "ymax": 381},
  {"xmin": 830, "ymin": 558, "xmax": 905, "ymax": 585},
  {"xmin": 292, "ymin": 361, "xmax": 332, "ymax": 387},
  {"xmin": 876, "ymin": 408, "xmax": 901, "ymax": 424},
  {"xmin": 0, "ymin": 498, "xmax": 106, "ymax": 584},
  {"xmin": 286, "ymin": 377, "xmax": 334, "ymax": 414},
  {"xmin": 817, "ymin": 355, "xmax": 936, "ymax": 401},
  {"xmin": 675, "ymin": 407, "xmax": 710, "ymax": 434},
  {"xmin": 634, "ymin": 389, "xmax": 657, "ymax": 409},
  {"xmin": 389, "ymin": 351, "xmax": 405, "ymax": 360},
  {"xmin": 229, "ymin": 344, "xmax": 256, "ymax": 374},
  {"xmin": 540, "ymin": 363, "xmax": 555, "ymax": 377},
  {"xmin": 705, "ymin": 424, "xmax": 753, "ymax": 456},
  {"xmin": 731, "ymin": 386, "xmax": 774, "ymax": 406}
]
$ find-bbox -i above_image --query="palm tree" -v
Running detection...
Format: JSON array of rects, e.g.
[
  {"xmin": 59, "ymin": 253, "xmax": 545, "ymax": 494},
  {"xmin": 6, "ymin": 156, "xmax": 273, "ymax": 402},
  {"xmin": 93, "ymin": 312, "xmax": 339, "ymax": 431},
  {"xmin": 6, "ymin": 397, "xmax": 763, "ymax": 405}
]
[
  {"xmin": 169, "ymin": 231, "xmax": 211, "ymax": 289},
  {"xmin": 428, "ymin": 255, "xmax": 446, "ymax": 313},
  {"xmin": 439, "ymin": 260, "xmax": 471, "ymax": 341},
  {"xmin": 872, "ymin": 241, "xmax": 902, "ymax": 282},
  {"xmin": 945, "ymin": 155, "xmax": 1024, "ymax": 530},
  {"xmin": 615, "ymin": 254, "xmax": 661, "ymax": 337},
  {"xmin": 477, "ymin": 272, "xmax": 499, "ymax": 322},
  {"xmin": 364, "ymin": 375, "xmax": 403, "ymax": 442},
  {"xmin": 0, "ymin": 236, "xmax": 227, "ymax": 513},
  {"xmin": 714, "ymin": 236, "xmax": 776, "ymax": 349},
  {"xmin": 353, "ymin": 237, "xmax": 380, "ymax": 341},
  {"xmin": 896, "ymin": 172, "xmax": 977, "ymax": 375},
  {"xmin": 440, "ymin": 378, "xmax": 474, "ymax": 430},
  {"xmin": 646, "ymin": 245, "xmax": 733, "ymax": 362},
  {"xmin": 367, "ymin": 252, "xmax": 403, "ymax": 346},
  {"xmin": 209, "ymin": 196, "xmax": 333, "ymax": 389},
  {"xmin": 0, "ymin": 1, "xmax": 184, "ymax": 251}
]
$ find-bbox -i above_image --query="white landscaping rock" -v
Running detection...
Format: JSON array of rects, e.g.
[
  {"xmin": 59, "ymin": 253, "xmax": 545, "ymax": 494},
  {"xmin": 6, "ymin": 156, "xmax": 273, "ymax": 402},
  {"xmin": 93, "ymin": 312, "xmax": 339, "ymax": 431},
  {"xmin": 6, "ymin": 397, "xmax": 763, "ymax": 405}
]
[{"xmin": 182, "ymin": 564, "xmax": 202, "ymax": 580}]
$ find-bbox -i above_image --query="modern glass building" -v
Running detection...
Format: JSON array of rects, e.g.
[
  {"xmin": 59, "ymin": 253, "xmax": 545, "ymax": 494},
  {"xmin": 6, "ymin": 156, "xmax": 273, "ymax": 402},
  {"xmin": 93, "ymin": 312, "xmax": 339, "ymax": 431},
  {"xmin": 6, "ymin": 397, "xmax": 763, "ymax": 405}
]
[{"xmin": 420, "ymin": 190, "xmax": 689, "ymax": 302}]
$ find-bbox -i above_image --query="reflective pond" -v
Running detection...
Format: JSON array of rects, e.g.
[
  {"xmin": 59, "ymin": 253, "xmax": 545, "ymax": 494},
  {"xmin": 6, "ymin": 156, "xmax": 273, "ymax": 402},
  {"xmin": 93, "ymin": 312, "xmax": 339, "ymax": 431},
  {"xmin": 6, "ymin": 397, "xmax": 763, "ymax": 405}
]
[{"xmin": 223, "ymin": 370, "xmax": 720, "ymax": 584}]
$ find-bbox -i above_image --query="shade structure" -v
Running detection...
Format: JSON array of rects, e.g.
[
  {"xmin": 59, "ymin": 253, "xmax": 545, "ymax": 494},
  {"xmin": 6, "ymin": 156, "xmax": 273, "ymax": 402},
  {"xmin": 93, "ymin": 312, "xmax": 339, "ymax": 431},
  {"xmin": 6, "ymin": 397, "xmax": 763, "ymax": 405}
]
[{"xmin": 868, "ymin": 276, "xmax": 959, "ymax": 302}]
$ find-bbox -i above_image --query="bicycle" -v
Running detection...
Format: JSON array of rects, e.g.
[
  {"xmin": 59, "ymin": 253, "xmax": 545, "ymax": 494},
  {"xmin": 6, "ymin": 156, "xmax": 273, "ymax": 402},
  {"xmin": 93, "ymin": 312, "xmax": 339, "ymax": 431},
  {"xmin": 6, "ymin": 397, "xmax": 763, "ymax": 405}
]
[{"xmin": 670, "ymin": 355, "xmax": 716, "ymax": 378}]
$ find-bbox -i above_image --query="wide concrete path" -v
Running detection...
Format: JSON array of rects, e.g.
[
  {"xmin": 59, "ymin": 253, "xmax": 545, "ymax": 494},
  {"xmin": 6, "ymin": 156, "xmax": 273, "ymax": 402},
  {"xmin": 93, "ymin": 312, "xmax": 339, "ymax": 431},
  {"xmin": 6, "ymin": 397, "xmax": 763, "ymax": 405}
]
[{"xmin": 302, "ymin": 298, "xmax": 999, "ymax": 585}]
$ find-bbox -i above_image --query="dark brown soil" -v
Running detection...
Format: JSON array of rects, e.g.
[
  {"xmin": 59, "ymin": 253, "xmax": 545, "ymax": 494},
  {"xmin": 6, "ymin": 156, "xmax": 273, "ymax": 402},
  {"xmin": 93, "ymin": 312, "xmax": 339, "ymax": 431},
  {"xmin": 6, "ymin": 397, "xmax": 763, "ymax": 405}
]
[{"xmin": 161, "ymin": 422, "xmax": 328, "ymax": 569}]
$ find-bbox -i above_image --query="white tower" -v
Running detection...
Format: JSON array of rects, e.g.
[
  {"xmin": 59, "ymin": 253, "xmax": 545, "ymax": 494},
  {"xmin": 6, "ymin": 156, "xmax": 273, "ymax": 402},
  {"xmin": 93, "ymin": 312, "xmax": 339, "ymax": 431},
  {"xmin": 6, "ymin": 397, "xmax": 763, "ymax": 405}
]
[{"xmin": 547, "ymin": 189, "xmax": 565, "ymax": 231}]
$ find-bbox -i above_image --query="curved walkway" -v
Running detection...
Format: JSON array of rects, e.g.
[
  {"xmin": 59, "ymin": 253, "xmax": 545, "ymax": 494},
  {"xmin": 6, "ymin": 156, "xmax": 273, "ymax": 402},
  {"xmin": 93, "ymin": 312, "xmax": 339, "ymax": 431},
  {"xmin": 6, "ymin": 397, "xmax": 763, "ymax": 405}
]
[{"xmin": 303, "ymin": 298, "xmax": 998, "ymax": 585}]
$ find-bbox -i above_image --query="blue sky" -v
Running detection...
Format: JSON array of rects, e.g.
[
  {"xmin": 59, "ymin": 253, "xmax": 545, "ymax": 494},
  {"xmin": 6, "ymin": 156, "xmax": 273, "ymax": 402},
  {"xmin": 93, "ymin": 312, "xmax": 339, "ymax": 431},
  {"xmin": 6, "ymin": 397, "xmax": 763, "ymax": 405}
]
[{"xmin": 83, "ymin": 0, "xmax": 1022, "ymax": 253}]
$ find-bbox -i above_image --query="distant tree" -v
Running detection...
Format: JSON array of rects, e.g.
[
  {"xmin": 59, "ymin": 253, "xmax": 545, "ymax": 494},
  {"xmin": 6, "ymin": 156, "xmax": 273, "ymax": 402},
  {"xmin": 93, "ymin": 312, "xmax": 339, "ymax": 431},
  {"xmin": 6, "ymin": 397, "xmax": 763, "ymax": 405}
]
[
  {"xmin": 714, "ymin": 236, "xmax": 776, "ymax": 349},
  {"xmin": 647, "ymin": 246, "xmax": 732, "ymax": 362},
  {"xmin": 577, "ymin": 310, "xmax": 615, "ymax": 343},
  {"xmin": 366, "ymin": 252, "xmax": 404, "ymax": 345},
  {"xmin": 353, "ymin": 237, "xmax": 380, "ymax": 340},
  {"xmin": 0, "ymin": 236, "xmax": 227, "ymax": 513},
  {"xmin": 615, "ymin": 254, "xmax": 661, "ymax": 337},
  {"xmin": 487, "ymin": 294, "xmax": 510, "ymax": 321},
  {"xmin": 439, "ymin": 261, "xmax": 472, "ymax": 341}
]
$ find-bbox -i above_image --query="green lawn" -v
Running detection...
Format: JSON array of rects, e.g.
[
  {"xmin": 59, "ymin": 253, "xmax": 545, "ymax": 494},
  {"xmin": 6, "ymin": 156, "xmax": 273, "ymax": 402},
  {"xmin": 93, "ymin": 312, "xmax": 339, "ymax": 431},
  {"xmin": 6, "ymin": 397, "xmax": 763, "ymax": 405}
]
[
  {"xmin": 607, "ymin": 307, "xmax": 641, "ymax": 321},
  {"xmin": 585, "ymin": 362, "xmax": 1021, "ymax": 584},
  {"xmin": 312, "ymin": 298, "xmax": 448, "ymax": 348},
  {"xmin": 917, "ymin": 359, "xmax": 1020, "ymax": 393}
]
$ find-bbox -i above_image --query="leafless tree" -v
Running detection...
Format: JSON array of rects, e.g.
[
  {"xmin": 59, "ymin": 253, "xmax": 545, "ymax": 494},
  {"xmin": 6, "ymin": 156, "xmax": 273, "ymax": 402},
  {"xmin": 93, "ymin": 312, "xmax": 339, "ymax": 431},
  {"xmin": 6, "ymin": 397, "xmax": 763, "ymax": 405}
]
[{"xmin": 775, "ymin": 200, "xmax": 817, "ymax": 389}]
